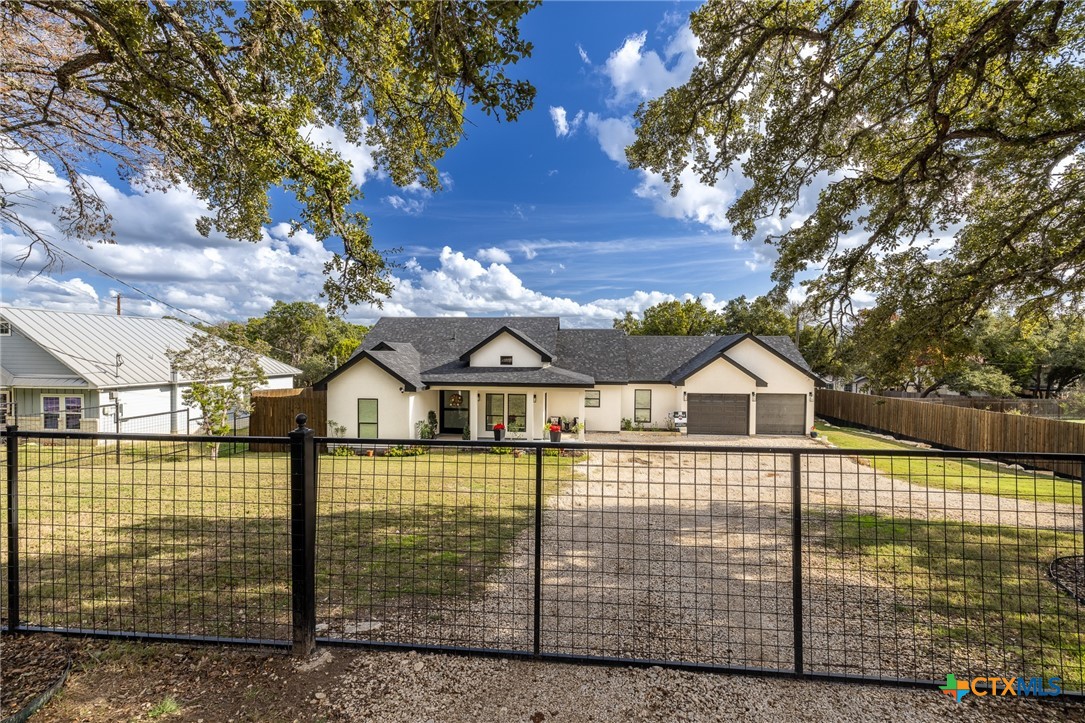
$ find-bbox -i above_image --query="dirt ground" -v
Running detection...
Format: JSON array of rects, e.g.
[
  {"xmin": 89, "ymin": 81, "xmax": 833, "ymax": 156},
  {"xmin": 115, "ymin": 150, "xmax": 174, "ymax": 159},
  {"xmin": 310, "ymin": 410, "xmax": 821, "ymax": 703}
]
[{"xmin": 8, "ymin": 635, "xmax": 1083, "ymax": 723}]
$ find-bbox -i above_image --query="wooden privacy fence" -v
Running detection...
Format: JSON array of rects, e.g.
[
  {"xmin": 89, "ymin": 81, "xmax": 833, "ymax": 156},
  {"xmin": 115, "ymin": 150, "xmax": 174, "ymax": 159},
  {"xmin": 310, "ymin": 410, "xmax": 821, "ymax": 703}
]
[
  {"xmin": 880, "ymin": 394, "xmax": 1066, "ymax": 417},
  {"xmin": 249, "ymin": 388, "xmax": 327, "ymax": 451},
  {"xmin": 816, "ymin": 389, "xmax": 1085, "ymax": 478}
]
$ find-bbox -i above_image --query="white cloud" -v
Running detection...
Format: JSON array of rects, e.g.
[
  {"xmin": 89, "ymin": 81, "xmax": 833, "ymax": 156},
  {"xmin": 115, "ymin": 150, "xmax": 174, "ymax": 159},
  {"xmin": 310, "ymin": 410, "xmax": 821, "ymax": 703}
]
[
  {"xmin": 577, "ymin": 43, "xmax": 591, "ymax": 64},
  {"xmin": 585, "ymin": 113, "xmax": 636, "ymax": 164},
  {"xmin": 549, "ymin": 106, "xmax": 569, "ymax": 137},
  {"xmin": 603, "ymin": 26, "xmax": 699, "ymax": 105},
  {"xmin": 347, "ymin": 246, "xmax": 694, "ymax": 327},
  {"xmin": 302, "ymin": 124, "xmax": 378, "ymax": 186},
  {"xmin": 518, "ymin": 244, "xmax": 538, "ymax": 260},
  {"xmin": 476, "ymin": 247, "xmax": 512, "ymax": 264},
  {"xmin": 383, "ymin": 195, "xmax": 426, "ymax": 215},
  {"xmin": 549, "ymin": 107, "xmax": 584, "ymax": 138}
]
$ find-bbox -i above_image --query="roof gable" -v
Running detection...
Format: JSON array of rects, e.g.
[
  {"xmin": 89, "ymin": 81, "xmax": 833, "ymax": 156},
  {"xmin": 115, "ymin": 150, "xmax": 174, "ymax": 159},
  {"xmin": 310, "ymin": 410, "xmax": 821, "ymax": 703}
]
[{"xmin": 458, "ymin": 326, "xmax": 553, "ymax": 363}]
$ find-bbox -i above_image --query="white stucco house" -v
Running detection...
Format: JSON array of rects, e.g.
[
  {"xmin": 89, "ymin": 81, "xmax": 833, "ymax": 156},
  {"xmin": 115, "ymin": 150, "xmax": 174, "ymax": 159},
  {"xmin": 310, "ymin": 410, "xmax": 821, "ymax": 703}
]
[
  {"xmin": 315, "ymin": 317, "xmax": 824, "ymax": 441},
  {"xmin": 0, "ymin": 307, "xmax": 299, "ymax": 433}
]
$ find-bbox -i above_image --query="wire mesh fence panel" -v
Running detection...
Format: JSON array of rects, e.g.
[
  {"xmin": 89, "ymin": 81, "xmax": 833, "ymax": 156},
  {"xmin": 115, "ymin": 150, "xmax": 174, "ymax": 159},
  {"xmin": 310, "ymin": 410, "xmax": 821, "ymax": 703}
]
[
  {"xmin": 537, "ymin": 446, "xmax": 797, "ymax": 669},
  {"xmin": 315, "ymin": 439, "xmax": 541, "ymax": 652},
  {"xmin": 802, "ymin": 450, "xmax": 1084, "ymax": 693},
  {"xmin": 10, "ymin": 431, "xmax": 292, "ymax": 642}
]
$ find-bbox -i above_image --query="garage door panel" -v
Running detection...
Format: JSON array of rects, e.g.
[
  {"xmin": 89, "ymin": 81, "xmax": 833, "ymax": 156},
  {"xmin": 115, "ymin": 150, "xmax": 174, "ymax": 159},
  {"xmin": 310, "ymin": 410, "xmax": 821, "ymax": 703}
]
[
  {"xmin": 687, "ymin": 393, "xmax": 748, "ymax": 435},
  {"xmin": 755, "ymin": 393, "xmax": 806, "ymax": 435}
]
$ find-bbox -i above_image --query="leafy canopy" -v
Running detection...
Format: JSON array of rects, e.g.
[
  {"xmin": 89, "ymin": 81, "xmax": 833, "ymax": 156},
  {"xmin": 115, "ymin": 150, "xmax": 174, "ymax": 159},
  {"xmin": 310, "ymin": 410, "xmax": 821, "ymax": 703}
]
[
  {"xmin": 629, "ymin": 1, "xmax": 1085, "ymax": 335},
  {"xmin": 2, "ymin": 1, "xmax": 537, "ymax": 311}
]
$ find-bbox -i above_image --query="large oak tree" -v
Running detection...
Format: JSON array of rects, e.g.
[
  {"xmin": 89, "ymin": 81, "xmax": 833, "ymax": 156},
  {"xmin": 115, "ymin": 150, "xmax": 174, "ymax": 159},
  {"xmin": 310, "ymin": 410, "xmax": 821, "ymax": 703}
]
[
  {"xmin": 629, "ymin": 1, "xmax": 1085, "ymax": 346},
  {"xmin": 2, "ymin": 0, "xmax": 537, "ymax": 311}
]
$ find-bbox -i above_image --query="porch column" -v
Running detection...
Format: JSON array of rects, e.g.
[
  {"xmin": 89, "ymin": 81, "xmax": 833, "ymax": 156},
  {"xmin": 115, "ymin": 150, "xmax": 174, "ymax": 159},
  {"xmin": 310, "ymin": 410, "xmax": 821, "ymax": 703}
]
[
  {"xmin": 577, "ymin": 391, "xmax": 586, "ymax": 441},
  {"xmin": 526, "ymin": 392, "xmax": 535, "ymax": 441},
  {"xmin": 469, "ymin": 390, "xmax": 480, "ymax": 441}
]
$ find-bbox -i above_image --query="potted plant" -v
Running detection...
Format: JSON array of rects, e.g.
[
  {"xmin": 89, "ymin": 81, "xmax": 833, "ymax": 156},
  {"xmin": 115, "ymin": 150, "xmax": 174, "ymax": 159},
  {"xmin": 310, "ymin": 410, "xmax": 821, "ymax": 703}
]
[
  {"xmin": 492, "ymin": 422, "xmax": 506, "ymax": 441},
  {"xmin": 549, "ymin": 423, "xmax": 562, "ymax": 443}
]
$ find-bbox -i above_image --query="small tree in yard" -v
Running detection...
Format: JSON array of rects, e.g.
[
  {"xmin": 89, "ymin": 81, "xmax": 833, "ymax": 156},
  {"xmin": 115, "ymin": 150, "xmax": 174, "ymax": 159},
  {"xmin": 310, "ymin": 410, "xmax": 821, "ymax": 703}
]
[{"xmin": 167, "ymin": 333, "xmax": 267, "ymax": 459}]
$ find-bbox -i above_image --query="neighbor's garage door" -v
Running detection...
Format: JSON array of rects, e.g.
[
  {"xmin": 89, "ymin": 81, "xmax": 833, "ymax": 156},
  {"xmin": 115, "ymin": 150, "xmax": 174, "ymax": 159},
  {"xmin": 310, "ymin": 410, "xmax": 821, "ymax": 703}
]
[
  {"xmin": 687, "ymin": 394, "xmax": 749, "ymax": 435},
  {"xmin": 755, "ymin": 393, "xmax": 806, "ymax": 435}
]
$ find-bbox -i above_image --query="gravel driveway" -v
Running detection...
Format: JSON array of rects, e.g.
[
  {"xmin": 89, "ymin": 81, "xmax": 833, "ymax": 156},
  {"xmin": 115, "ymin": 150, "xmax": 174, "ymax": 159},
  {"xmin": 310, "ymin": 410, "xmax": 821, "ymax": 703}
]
[{"xmin": 328, "ymin": 433, "xmax": 1082, "ymax": 709}]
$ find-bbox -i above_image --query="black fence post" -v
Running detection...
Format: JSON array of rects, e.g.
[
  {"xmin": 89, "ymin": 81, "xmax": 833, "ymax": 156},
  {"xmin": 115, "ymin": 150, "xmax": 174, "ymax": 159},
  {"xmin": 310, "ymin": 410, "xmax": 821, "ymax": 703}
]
[
  {"xmin": 791, "ymin": 450, "xmax": 804, "ymax": 676},
  {"xmin": 6, "ymin": 425, "xmax": 19, "ymax": 631},
  {"xmin": 289, "ymin": 413, "xmax": 316, "ymax": 656},
  {"xmin": 533, "ymin": 447, "xmax": 543, "ymax": 656}
]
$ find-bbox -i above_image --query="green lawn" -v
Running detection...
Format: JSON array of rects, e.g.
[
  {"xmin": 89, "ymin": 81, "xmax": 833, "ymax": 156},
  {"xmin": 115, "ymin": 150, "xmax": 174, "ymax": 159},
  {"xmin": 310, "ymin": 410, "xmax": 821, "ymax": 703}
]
[
  {"xmin": 814, "ymin": 421, "xmax": 1082, "ymax": 505},
  {"xmin": 815, "ymin": 511, "xmax": 1085, "ymax": 689},
  {"xmin": 1, "ymin": 440, "xmax": 573, "ymax": 639}
]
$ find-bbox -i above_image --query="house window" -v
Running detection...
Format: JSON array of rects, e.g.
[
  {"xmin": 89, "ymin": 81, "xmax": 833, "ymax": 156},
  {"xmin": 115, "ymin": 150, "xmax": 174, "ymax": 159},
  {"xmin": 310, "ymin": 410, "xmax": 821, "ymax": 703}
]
[
  {"xmin": 0, "ymin": 391, "xmax": 9, "ymax": 425},
  {"xmin": 585, "ymin": 390, "xmax": 600, "ymax": 408},
  {"xmin": 357, "ymin": 399, "xmax": 378, "ymax": 439},
  {"xmin": 500, "ymin": 355, "xmax": 513, "ymax": 366},
  {"xmin": 485, "ymin": 393, "xmax": 504, "ymax": 431},
  {"xmin": 0, "ymin": 320, "xmax": 9, "ymax": 335},
  {"xmin": 43, "ymin": 394, "xmax": 82, "ymax": 430},
  {"xmin": 508, "ymin": 394, "xmax": 527, "ymax": 432},
  {"xmin": 634, "ymin": 389, "xmax": 651, "ymax": 424}
]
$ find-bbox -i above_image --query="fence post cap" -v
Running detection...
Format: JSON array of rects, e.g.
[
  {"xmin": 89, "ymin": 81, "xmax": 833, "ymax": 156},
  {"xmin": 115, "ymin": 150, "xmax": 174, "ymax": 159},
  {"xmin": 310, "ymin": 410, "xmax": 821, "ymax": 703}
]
[{"xmin": 295, "ymin": 413, "xmax": 308, "ymax": 429}]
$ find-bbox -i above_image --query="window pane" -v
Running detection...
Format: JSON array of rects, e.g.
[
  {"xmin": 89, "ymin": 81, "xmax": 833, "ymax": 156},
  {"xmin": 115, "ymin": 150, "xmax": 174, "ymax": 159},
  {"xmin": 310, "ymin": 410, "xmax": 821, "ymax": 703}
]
[
  {"xmin": 357, "ymin": 399, "xmax": 378, "ymax": 423},
  {"xmin": 358, "ymin": 423, "xmax": 378, "ymax": 439},
  {"xmin": 585, "ymin": 390, "xmax": 600, "ymax": 408},
  {"xmin": 65, "ymin": 413, "xmax": 81, "ymax": 430},
  {"xmin": 43, "ymin": 396, "xmax": 60, "ymax": 413},
  {"xmin": 44, "ymin": 414, "xmax": 59, "ymax": 430},
  {"xmin": 634, "ymin": 389, "xmax": 651, "ymax": 423},
  {"xmin": 65, "ymin": 396, "xmax": 82, "ymax": 412},
  {"xmin": 485, "ymin": 393, "xmax": 504, "ymax": 430},
  {"xmin": 508, "ymin": 394, "xmax": 526, "ymax": 431}
]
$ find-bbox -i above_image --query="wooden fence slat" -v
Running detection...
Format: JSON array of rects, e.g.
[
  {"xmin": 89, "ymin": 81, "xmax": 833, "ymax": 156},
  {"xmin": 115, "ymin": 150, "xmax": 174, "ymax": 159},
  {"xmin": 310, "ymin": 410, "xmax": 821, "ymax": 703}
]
[
  {"xmin": 815, "ymin": 390, "xmax": 1084, "ymax": 477},
  {"xmin": 249, "ymin": 388, "xmax": 327, "ymax": 451}
]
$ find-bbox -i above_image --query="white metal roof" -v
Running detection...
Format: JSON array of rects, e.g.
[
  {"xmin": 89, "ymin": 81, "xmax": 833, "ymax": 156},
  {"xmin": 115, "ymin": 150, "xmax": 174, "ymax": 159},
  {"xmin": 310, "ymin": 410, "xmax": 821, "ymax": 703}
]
[{"xmin": 0, "ymin": 307, "xmax": 299, "ymax": 389}]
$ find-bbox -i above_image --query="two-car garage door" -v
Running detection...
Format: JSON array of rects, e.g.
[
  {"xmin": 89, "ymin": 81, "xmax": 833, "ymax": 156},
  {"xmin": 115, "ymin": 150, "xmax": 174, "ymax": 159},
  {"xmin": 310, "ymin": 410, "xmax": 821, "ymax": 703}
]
[
  {"xmin": 687, "ymin": 392, "xmax": 807, "ymax": 435},
  {"xmin": 687, "ymin": 394, "xmax": 749, "ymax": 435},
  {"xmin": 754, "ymin": 393, "xmax": 807, "ymax": 435}
]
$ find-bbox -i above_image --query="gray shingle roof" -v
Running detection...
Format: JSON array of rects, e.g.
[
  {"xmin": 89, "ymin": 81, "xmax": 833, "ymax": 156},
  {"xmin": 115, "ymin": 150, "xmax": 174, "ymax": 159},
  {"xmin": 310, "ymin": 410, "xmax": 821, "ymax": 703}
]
[{"xmin": 318, "ymin": 317, "xmax": 821, "ymax": 389}]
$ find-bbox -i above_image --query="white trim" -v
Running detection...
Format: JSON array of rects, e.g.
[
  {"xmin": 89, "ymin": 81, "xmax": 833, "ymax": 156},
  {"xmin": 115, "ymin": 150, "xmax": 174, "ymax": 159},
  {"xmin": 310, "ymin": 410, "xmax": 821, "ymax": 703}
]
[{"xmin": 41, "ymin": 392, "xmax": 84, "ymax": 431}]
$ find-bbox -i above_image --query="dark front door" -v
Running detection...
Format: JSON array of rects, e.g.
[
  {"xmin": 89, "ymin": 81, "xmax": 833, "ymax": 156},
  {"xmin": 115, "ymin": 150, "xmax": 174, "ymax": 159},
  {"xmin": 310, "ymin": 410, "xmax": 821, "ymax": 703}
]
[{"xmin": 440, "ymin": 390, "xmax": 469, "ymax": 434}]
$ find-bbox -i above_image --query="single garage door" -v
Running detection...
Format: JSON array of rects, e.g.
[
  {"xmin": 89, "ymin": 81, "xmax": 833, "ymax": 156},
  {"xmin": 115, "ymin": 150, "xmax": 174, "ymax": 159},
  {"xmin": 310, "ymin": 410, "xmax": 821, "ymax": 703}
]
[
  {"xmin": 687, "ymin": 393, "xmax": 749, "ymax": 435},
  {"xmin": 755, "ymin": 393, "xmax": 807, "ymax": 435}
]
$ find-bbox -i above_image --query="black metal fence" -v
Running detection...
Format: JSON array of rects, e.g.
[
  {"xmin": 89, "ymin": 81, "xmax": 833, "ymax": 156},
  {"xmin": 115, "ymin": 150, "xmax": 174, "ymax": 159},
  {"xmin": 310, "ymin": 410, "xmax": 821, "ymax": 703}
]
[{"xmin": 2, "ymin": 420, "xmax": 1083, "ymax": 696}]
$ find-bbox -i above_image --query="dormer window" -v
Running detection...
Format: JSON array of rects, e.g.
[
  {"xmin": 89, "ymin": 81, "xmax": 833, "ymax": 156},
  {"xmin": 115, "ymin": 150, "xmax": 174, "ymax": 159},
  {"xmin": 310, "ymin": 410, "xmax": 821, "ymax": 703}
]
[{"xmin": 500, "ymin": 355, "xmax": 513, "ymax": 366}]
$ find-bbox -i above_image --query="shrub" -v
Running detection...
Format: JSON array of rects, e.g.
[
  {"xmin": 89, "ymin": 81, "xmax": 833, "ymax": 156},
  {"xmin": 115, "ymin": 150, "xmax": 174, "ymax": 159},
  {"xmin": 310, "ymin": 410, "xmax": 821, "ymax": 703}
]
[
  {"xmin": 385, "ymin": 445, "xmax": 427, "ymax": 457},
  {"xmin": 620, "ymin": 418, "xmax": 632, "ymax": 431}
]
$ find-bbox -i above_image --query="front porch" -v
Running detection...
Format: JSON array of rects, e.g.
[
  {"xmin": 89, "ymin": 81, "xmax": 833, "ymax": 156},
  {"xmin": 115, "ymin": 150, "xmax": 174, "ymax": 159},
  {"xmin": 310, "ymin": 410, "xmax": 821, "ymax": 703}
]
[{"xmin": 433, "ymin": 387, "xmax": 586, "ymax": 442}]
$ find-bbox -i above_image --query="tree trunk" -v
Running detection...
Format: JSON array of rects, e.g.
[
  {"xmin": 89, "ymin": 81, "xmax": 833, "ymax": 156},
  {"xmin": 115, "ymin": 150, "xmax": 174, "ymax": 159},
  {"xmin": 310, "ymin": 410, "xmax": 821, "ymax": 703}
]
[{"xmin": 919, "ymin": 379, "xmax": 945, "ymax": 398}]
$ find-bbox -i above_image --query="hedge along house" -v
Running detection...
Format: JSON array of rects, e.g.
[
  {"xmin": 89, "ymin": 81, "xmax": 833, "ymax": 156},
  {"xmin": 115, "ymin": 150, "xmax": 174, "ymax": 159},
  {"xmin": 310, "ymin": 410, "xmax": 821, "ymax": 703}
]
[
  {"xmin": 0, "ymin": 307, "xmax": 299, "ymax": 433},
  {"xmin": 315, "ymin": 316, "xmax": 824, "ymax": 441}
]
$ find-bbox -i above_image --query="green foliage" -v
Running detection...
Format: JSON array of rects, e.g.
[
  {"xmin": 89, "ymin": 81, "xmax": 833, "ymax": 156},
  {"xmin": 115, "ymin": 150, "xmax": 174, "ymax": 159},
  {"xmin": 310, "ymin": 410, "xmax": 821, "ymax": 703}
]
[
  {"xmin": 629, "ymin": 1, "xmax": 1085, "ymax": 335},
  {"xmin": 201, "ymin": 300, "xmax": 368, "ymax": 385},
  {"xmin": 384, "ymin": 445, "xmax": 426, "ymax": 458},
  {"xmin": 488, "ymin": 446, "xmax": 513, "ymax": 455},
  {"xmin": 415, "ymin": 412, "xmax": 437, "ymax": 440},
  {"xmin": 1061, "ymin": 386, "xmax": 1085, "ymax": 419},
  {"xmin": 620, "ymin": 418, "xmax": 632, "ymax": 431},
  {"xmin": 166, "ymin": 332, "xmax": 267, "ymax": 457},
  {"xmin": 614, "ymin": 298, "xmax": 720, "ymax": 336},
  {"xmin": 4, "ymin": 1, "xmax": 539, "ymax": 310},
  {"xmin": 331, "ymin": 444, "xmax": 356, "ymax": 458},
  {"xmin": 461, "ymin": 425, "xmax": 472, "ymax": 441},
  {"xmin": 148, "ymin": 697, "xmax": 180, "ymax": 718}
]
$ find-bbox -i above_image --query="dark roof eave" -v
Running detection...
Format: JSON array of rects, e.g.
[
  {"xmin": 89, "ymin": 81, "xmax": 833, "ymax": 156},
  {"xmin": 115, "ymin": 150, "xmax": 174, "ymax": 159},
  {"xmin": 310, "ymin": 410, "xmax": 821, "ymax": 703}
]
[
  {"xmin": 313, "ymin": 351, "xmax": 418, "ymax": 391},
  {"xmin": 423, "ymin": 380, "xmax": 592, "ymax": 388},
  {"xmin": 672, "ymin": 353, "xmax": 769, "ymax": 387}
]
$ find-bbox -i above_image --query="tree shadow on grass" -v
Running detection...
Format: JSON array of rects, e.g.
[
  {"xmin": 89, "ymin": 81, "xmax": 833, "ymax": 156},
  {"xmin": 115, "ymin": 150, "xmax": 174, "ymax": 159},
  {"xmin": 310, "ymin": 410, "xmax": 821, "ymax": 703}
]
[{"xmin": 806, "ymin": 508, "xmax": 1085, "ymax": 690}]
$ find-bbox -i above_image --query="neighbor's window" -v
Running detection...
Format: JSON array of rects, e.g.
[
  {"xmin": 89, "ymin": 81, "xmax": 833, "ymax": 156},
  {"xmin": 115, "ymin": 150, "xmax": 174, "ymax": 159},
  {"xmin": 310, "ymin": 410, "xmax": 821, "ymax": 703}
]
[
  {"xmin": 357, "ymin": 398, "xmax": 378, "ymax": 439},
  {"xmin": 585, "ymin": 390, "xmax": 600, "ymax": 408},
  {"xmin": 43, "ymin": 394, "xmax": 82, "ymax": 430},
  {"xmin": 500, "ymin": 355, "xmax": 513, "ymax": 366},
  {"xmin": 634, "ymin": 389, "xmax": 651, "ymax": 423},
  {"xmin": 485, "ymin": 393, "xmax": 505, "ymax": 431},
  {"xmin": 0, "ymin": 392, "xmax": 8, "ymax": 424},
  {"xmin": 0, "ymin": 319, "xmax": 9, "ymax": 335}
]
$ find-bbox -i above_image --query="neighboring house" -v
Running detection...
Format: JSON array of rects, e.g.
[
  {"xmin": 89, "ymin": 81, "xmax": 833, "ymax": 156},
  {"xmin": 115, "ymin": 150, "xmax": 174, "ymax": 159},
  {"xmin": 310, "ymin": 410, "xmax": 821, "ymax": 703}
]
[
  {"xmin": 0, "ymin": 307, "xmax": 299, "ymax": 433},
  {"xmin": 315, "ymin": 316, "xmax": 824, "ymax": 441}
]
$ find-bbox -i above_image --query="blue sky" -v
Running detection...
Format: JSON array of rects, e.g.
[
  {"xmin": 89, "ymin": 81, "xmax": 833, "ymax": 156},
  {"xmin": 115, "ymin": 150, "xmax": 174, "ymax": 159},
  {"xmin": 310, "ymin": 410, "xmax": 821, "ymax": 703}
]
[{"xmin": 1, "ymin": 1, "xmax": 800, "ymax": 328}]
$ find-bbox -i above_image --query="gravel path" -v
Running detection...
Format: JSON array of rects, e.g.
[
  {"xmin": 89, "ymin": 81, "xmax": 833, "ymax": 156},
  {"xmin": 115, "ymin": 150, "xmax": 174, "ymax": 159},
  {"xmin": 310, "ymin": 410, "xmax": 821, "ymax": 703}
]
[{"xmin": 325, "ymin": 433, "xmax": 1081, "ymax": 704}]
